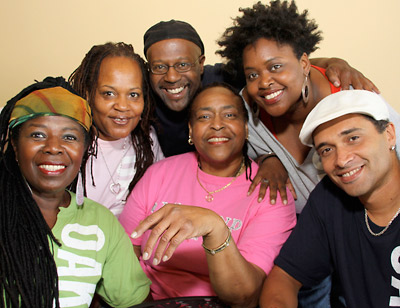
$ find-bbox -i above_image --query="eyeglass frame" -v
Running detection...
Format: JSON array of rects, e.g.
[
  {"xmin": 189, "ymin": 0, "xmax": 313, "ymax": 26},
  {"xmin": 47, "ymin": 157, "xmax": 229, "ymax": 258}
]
[{"xmin": 149, "ymin": 56, "xmax": 203, "ymax": 75}]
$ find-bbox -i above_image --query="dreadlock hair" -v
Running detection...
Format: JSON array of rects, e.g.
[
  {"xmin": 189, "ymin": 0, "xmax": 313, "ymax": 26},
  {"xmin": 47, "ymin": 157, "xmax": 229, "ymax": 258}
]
[
  {"xmin": 0, "ymin": 76, "xmax": 92, "ymax": 308},
  {"xmin": 68, "ymin": 42, "xmax": 154, "ymax": 195},
  {"xmin": 188, "ymin": 82, "xmax": 253, "ymax": 180},
  {"xmin": 216, "ymin": 0, "xmax": 323, "ymax": 83}
]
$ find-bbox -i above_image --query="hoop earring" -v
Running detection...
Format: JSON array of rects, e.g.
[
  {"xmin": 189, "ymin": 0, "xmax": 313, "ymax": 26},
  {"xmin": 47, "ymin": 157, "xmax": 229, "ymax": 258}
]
[
  {"xmin": 302, "ymin": 74, "xmax": 309, "ymax": 104},
  {"xmin": 188, "ymin": 136, "xmax": 194, "ymax": 145}
]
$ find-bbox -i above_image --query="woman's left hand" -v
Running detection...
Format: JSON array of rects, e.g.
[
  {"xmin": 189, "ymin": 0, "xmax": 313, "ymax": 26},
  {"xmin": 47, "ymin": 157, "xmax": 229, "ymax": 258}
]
[{"xmin": 131, "ymin": 203, "xmax": 225, "ymax": 265}]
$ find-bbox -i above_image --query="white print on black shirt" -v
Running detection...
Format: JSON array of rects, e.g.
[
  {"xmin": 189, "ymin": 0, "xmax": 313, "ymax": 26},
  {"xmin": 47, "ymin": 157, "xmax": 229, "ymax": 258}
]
[
  {"xmin": 57, "ymin": 224, "xmax": 105, "ymax": 307},
  {"xmin": 390, "ymin": 246, "xmax": 400, "ymax": 306}
]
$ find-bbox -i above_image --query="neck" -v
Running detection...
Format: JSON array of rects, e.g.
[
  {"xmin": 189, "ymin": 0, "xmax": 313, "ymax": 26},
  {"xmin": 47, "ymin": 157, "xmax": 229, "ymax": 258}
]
[
  {"xmin": 198, "ymin": 155, "xmax": 244, "ymax": 177},
  {"xmin": 362, "ymin": 164, "xmax": 400, "ymax": 225}
]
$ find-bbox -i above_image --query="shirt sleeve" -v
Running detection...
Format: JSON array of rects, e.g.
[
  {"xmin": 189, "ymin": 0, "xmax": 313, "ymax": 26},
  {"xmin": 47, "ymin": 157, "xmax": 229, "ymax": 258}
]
[
  {"xmin": 237, "ymin": 188, "xmax": 297, "ymax": 274},
  {"xmin": 274, "ymin": 190, "xmax": 332, "ymax": 287},
  {"xmin": 96, "ymin": 216, "xmax": 151, "ymax": 307}
]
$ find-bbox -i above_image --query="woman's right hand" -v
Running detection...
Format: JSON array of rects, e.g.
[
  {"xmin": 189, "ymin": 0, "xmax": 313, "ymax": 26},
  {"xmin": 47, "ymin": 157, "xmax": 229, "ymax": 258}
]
[
  {"xmin": 131, "ymin": 203, "xmax": 226, "ymax": 265},
  {"xmin": 248, "ymin": 156, "xmax": 297, "ymax": 204}
]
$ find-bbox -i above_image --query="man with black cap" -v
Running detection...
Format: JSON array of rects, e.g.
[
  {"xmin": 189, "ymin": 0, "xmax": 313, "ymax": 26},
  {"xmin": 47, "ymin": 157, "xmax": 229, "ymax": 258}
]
[
  {"xmin": 260, "ymin": 90, "xmax": 400, "ymax": 308},
  {"xmin": 143, "ymin": 20, "xmax": 379, "ymax": 158}
]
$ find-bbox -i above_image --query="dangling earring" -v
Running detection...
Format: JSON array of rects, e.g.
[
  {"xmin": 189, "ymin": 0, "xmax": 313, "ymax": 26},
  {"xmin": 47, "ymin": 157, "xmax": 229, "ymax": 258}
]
[
  {"xmin": 188, "ymin": 136, "xmax": 194, "ymax": 145},
  {"xmin": 76, "ymin": 171, "xmax": 84, "ymax": 206},
  {"xmin": 302, "ymin": 73, "xmax": 309, "ymax": 105},
  {"xmin": 252, "ymin": 102, "xmax": 259, "ymax": 118}
]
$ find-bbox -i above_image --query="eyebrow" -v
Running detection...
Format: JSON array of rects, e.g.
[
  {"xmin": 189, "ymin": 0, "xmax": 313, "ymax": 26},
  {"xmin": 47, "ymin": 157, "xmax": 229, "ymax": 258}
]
[
  {"xmin": 99, "ymin": 84, "xmax": 142, "ymax": 91},
  {"xmin": 26, "ymin": 123, "xmax": 81, "ymax": 132},
  {"xmin": 196, "ymin": 105, "xmax": 237, "ymax": 112},
  {"xmin": 243, "ymin": 56, "xmax": 281, "ymax": 71},
  {"xmin": 315, "ymin": 127, "xmax": 362, "ymax": 151}
]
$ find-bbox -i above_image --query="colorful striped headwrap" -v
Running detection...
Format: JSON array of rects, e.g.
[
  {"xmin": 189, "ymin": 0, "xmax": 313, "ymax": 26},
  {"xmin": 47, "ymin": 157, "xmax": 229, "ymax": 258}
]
[{"xmin": 9, "ymin": 86, "xmax": 92, "ymax": 131}]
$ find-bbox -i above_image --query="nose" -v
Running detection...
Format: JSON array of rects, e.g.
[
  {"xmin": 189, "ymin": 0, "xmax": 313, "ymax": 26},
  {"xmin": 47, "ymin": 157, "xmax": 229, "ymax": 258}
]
[
  {"xmin": 163, "ymin": 66, "xmax": 181, "ymax": 83},
  {"xmin": 259, "ymin": 72, "xmax": 273, "ymax": 88},
  {"xmin": 335, "ymin": 147, "xmax": 353, "ymax": 168},
  {"xmin": 114, "ymin": 96, "xmax": 129, "ymax": 111},
  {"xmin": 211, "ymin": 115, "xmax": 224, "ymax": 131},
  {"xmin": 42, "ymin": 136, "xmax": 63, "ymax": 155}
]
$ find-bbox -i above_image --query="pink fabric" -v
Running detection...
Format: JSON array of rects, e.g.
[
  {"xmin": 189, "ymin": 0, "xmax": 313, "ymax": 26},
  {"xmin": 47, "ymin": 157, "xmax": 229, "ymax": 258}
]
[{"xmin": 119, "ymin": 152, "xmax": 296, "ymax": 300}]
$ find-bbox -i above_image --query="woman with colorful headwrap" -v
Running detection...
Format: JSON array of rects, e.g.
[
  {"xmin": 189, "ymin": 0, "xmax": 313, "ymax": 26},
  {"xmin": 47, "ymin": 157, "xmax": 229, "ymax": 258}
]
[{"xmin": 0, "ymin": 77, "xmax": 150, "ymax": 308}]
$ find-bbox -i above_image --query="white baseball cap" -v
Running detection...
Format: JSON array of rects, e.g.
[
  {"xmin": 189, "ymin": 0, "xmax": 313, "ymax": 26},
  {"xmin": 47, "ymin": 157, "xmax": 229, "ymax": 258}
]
[{"xmin": 299, "ymin": 90, "xmax": 389, "ymax": 147}]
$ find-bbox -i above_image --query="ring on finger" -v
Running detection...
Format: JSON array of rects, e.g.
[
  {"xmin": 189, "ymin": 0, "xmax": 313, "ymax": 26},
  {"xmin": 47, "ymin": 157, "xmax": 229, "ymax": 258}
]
[{"xmin": 262, "ymin": 178, "xmax": 269, "ymax": 184}]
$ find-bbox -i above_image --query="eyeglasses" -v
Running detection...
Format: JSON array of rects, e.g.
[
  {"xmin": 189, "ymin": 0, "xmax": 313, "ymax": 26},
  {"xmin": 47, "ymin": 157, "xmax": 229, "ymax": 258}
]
[{"xmin": 150, "ymin": 57, "xmax": 202, "ymax": 75}]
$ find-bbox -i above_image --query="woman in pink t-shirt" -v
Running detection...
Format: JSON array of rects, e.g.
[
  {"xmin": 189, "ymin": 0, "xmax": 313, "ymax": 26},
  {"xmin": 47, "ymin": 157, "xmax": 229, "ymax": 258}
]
[{"xmin": 120, "ymin": 83, "xmax": 296, "ymax": 307}]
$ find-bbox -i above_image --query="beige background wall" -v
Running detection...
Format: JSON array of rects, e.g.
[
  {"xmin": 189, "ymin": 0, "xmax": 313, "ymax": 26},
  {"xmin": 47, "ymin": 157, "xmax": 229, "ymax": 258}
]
[{"xmin": 1, "ymin": 0, "xmax": 399, "ymax": 110}]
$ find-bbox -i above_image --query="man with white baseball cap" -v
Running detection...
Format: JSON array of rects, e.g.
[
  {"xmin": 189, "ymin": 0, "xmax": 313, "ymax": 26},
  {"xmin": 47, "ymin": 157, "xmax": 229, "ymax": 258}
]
[{"xmin": 260, "ymin": 90, "xmax": 400, "ymax": 308}]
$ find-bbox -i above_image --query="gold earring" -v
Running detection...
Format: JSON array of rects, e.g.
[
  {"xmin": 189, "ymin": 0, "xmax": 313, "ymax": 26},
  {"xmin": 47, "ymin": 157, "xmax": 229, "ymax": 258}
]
[{"xmin": 188, "ymin": 136, "xmax": 194, "ymax": 145}]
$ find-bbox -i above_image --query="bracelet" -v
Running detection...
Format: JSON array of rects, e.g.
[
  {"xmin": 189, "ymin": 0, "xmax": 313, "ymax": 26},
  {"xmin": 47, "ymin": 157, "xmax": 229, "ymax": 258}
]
[
  {"xmin": 259, "ymin": 151, "xmax": 277, "ymax": 165},
  {"xmin": 202, "ymin": 227, "xmax": 231, "ymax": 255}
]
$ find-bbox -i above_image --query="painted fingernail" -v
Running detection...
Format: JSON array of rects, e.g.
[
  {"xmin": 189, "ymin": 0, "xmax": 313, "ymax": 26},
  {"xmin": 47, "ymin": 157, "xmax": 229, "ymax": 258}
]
[
  {"xmin": 153, "ymin": 258, "xmax": 159, "ymax": 265},
  {"xmin": 143, "ymin": 252, "xmax": 149, "ymax": 260},
  {"xmin": 131, "ymin": 231, "xmax": 137, "ymax": 238},
  {"xmin": 271, "ymin": 199, "xmax": 276, "ymax": 205},
  {"xmin": 162, "ymin": 255, "xmax": 169, "ymax": 262},
  {"xmin": 283, "ymin": 200, "xmax": 288, "ymax": 205},
  {"xmin": 258, "ymin": 197, "xmax": 262, "ymax": 203}
]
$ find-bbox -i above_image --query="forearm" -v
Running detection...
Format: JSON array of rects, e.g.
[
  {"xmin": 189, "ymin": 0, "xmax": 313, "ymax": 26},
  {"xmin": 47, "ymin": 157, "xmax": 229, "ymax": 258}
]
[
  {"xmin": 204, "ymin": 227, "xmax": 266, "ymax": 307},
  {"xmin": 259, "ymin": 266, "xmax": 301, "ymax": 308},
  {"xmin": 309, "ymin": 57, "xmax": 346, "ymax": 68}
]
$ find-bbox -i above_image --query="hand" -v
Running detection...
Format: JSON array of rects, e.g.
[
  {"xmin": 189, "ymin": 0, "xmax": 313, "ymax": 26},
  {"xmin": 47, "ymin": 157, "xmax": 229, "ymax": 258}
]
[
  {"xmin": 321, "ymin": 57, "xmax": 380, "ymax": 92},
  {"xmin": 248, "ymin": 156, "xmax": 297, "ymax": 204},
  {"xmin": 131, "ymin": 203, "xmax": 225, "ymax": 265}
]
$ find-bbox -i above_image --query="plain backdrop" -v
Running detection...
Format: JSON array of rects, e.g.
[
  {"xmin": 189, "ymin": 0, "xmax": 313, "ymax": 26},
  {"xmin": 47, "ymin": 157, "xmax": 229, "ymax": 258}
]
[{"xmin": 1, "ymin": 0, "xmax": 399, "ymax": 110}]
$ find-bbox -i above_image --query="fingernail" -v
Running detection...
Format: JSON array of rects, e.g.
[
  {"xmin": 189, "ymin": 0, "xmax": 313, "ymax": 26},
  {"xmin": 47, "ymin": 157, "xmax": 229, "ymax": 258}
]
[
  {"xmin": 162, "ymin": 255, "xmax": 169, "ymax": 262},
  {"xmin": 153, "ymin": 258, "xmax": 159, "ymax": 265},
  {"xmin": 143, "ymin": 252, "xmax": 149, "ymax": 260},
  {"xmin": 283, "ymin": 200, "xmax": 288, "ymax": 205},
  {"xmin": 271, "ymin": 199, "xmax": 276, "ymax": 205},
  {"xmin": 258, "ymin": 197, "xmax": 262, "ymax": 203},
  {"xmin": 131, "ymin": 231, "xmax": 137, "ymax": 238},
  {"xmin": 334, "ymin": 81, "xmax": 340, "ymax": 87}
]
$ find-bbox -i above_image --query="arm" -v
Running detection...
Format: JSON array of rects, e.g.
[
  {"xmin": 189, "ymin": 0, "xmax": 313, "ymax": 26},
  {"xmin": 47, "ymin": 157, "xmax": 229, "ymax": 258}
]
[
  {"xmin": 131, "ymin": 204, "xmax": 266, "ymax": 307},
  {"xmin": 259, "ymin": 266, "xmax": 302, "ymax": 308},
  {"xmin": 310, "ymin": 57, "xmax": 379, "ymax": 92},
  {"xmin": 248, "ymin": 155, "xmax": 297, "ymax": 204}
]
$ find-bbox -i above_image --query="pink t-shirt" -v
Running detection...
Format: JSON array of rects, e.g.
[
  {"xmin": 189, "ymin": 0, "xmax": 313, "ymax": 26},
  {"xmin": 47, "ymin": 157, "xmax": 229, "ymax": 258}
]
[{"xmin": 119, "ymin": 152, "xmax": 296, "ymax": 300}]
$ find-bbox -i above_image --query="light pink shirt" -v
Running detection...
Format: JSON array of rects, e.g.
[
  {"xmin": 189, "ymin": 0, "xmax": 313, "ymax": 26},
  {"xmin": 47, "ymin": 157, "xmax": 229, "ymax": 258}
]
[{"xmin": 119, "ymin": 152, "xmax": 296, "ymax": 300}]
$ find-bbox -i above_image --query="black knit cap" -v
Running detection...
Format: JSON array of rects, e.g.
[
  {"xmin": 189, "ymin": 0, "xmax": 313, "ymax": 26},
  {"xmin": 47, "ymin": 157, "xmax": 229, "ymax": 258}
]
[{"xmin": 143, "ymin": 20, "xmax": 205, "ymax": 58}]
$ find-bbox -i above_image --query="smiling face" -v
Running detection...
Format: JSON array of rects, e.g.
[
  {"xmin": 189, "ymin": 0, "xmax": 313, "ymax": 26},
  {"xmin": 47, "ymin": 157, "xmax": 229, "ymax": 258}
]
[
  {"xmin": 12, "ymin": 116, "xmax": 86, "ymax": 195},
  {"xmin": 147, "ymin": 38, "xmax": 205, "ymax": 112},
  {"xmin": 189, "ymin": 86, "xmax": 248, "ymax": 175},
  {"xmin": 243, "ymin": 38, "xmax": 309, "ymax": 117},
  {"xmin": 92, "ymin": 56, "xmax": 144, "ymax": 141},
  {"xmin": 313, "ymin": 114, "xmax": 395, "ymax": 200}
]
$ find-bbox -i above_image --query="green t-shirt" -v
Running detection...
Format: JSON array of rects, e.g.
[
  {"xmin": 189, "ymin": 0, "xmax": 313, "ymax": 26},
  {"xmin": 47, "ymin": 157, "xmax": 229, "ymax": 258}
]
[{"xmin": 51, "ymin": 192, "xmax": 150, "ymax": 308}]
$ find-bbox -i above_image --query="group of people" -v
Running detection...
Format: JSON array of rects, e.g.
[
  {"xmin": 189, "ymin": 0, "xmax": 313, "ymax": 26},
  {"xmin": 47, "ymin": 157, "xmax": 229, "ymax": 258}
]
[{"xmin": 1, "ymin": 1, "xmax": 399, "ymax": 308}]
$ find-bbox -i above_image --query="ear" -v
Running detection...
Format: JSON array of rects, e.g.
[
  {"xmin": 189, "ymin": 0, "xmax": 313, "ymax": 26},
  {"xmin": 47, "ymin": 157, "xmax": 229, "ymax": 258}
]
[
  {"xmin": 386, "ymin": 122, "xmax": 396, "ymax": 148},
  {"xmin": 300, "ymin": 52, "xmax": 311, "ymax": 76},
  {"xmin": 198, "ymin": 55, "xmax": 206, "ymax": 74},
  {"xmin": 10, "ymin": 138, "xmax": 19, "ymax": 161},
  {"xmin": 188, "ymin": 122, "xmax": 193, "ymax": 137}
]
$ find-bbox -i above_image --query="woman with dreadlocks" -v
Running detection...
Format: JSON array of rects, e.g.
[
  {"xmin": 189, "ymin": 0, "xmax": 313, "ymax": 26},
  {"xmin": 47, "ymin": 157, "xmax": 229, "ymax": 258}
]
[
  {"xmin": 119, "ymin": 83, "xmax": 296, "ymax": 307},
  {"xmin": 0, "ymin": 77, "xmax": 150, "ymax": 308},
  {"xmin": 69, "ymin": 42, "xmax": 164, "ymax": 218}
]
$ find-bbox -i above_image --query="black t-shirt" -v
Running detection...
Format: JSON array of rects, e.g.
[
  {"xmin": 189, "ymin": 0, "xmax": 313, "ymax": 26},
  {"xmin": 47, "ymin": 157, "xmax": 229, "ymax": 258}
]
[{"xmin": 275, "ymin": 176, "xmax": 400, "ymax": 308}]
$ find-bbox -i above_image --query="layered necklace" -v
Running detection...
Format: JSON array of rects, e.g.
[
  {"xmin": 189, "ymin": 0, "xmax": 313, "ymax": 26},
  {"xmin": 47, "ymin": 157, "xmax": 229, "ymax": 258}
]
[
  {"xmin": 364, "ymin": 206, "xmax": 400, "ymax": 236},
  {"xmin": 98, "ymin": 137, "xmax": 130, "ymax": 194},
  {"xmin": 197, "ymin": 158, "xmax": 245, "ymax": 202}
]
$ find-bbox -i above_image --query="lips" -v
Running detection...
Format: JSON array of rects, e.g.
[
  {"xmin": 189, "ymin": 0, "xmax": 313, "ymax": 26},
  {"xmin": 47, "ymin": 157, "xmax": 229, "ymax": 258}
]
[
  {"xmin": 112, "ymin": 117, "xmax": 130, "ymax": 125},
  {"xmin": 38, "ymin": 164, "xmax": 66, "ymax": 174},
  {"xmin": 260, "ymin": 89, "xmax": 283, "ymax": 104}
]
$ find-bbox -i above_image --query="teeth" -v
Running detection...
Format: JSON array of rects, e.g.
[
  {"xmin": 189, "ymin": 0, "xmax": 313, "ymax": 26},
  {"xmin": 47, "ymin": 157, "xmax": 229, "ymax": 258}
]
[
  {"xmin": 167, "ymin": 86, "xmax": 184, "ymax": 94},
  {"xmin": 342, "ymin": 167, "xmax": 361, "ymax": 177},
  {"xmin": 39, "ymin": 165, "xmax": 65, "ymax": 171},
  {"xmin": 264, "ymin": 90, "xmax": 283, "ymax": 100},
  {"xmin": 114, "ymin": 118, "xmax": 128, "ymax": 124},
  {"xmin": 208, "ymin": 137, "xmax": 229, "ymax": 142}
]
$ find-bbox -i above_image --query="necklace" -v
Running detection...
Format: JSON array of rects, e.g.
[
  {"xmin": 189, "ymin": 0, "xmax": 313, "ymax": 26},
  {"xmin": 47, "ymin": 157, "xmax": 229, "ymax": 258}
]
[
  {"xmin": 197, "ymin": 159, "xmax": 245, "ymax": 202},
  {"xmin": 98, "ymin": 137, "xmax": 130, "ymax": 194},
  {"xmin": 364, "ymin": 207, "xmax": 400, "ymax": 236}
]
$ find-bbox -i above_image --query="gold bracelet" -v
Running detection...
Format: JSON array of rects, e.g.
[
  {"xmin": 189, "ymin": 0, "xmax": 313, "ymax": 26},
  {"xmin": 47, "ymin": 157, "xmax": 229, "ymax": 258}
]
[{"xmin": 202, "ymin": 227, "xmax": 231, "ymax": 255}]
